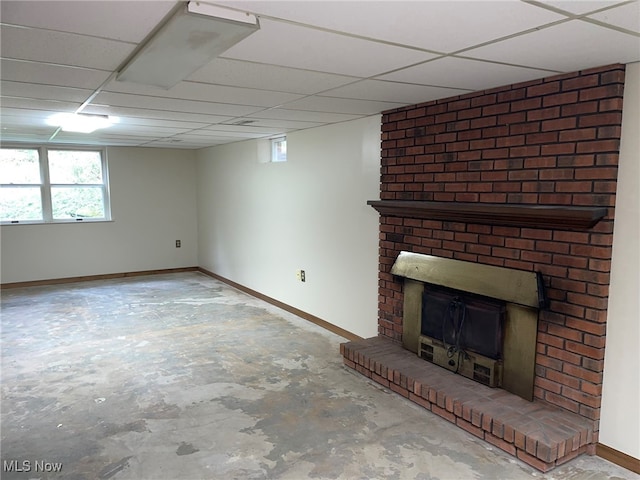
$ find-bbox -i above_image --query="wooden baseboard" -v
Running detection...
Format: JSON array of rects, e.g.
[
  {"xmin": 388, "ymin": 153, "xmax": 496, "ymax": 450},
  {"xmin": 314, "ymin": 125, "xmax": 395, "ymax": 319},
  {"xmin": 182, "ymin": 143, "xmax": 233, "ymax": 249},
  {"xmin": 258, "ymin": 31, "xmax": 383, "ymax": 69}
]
[
  {"xmin": 198, "ymin": 267, "xmax": 362, "ymax": 342},
  {"xmin": 1, "ymin": 267, "xmax": 199, "ymax": 289},
  {"xmin": 597, "ymin": 443, "xmax": 640, "ymax": 474}
]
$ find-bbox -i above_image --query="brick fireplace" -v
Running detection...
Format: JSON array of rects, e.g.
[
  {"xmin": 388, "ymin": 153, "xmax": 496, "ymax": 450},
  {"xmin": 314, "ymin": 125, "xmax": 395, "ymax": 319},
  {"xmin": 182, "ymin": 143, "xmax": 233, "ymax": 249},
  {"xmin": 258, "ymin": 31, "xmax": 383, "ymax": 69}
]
[{"xmin": 341, "ymin": 63, "xmax": 624, "ymax": 471}]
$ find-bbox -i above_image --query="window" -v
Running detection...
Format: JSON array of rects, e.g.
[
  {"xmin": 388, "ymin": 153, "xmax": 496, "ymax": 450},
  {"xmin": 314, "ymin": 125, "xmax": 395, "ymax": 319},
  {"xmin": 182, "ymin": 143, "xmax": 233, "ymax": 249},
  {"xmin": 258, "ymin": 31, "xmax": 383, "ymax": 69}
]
[
  {"xmin": 271, "ymin": 136, "xmax": 287, "ymax": 163},
  {"xmin": 0, "ymin": 146, "xmax": 110, "ymax": 224}
]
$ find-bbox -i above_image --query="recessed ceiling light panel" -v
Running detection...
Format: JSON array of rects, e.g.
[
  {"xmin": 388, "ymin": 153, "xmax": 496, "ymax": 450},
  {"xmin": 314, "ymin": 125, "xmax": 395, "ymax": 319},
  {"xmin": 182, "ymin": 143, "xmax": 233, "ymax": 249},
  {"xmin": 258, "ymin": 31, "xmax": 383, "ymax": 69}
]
[
  {"xmin": 116, "ymin": 2, "xmax": 260, "ymax": 89},
  {"xmin": 47, "ymin": 113, "xmax": 115, "ymax": 133}
]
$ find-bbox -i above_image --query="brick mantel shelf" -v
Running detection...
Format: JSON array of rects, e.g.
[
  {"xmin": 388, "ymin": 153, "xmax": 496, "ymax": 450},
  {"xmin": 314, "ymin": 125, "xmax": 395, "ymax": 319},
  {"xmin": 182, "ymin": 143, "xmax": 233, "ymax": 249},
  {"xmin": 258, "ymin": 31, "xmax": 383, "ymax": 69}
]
[{"xmin": 367, "ymin": 200, "xmax": 607, "ymax": 230}]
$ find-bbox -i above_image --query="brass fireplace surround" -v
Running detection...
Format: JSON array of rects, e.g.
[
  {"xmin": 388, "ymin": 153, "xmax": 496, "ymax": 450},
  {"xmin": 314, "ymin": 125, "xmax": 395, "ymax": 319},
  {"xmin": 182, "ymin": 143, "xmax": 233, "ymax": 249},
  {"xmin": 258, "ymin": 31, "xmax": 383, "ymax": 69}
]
[{"xmin": 391, "ymin": 251, "xmax": 545, "ymax": 401}]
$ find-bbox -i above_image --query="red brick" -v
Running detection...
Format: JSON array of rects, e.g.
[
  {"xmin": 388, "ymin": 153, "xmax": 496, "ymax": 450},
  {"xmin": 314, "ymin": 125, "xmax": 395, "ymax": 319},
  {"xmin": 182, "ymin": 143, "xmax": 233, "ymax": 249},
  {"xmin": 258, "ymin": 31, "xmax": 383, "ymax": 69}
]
[
  {"xmin": 599, "ymin": 97, "xmax": 623, "ymax": 112},
  {"xmin": 579, "ymin": 84, "xmax": 624, "ymax": 101},
  {"xmin": 516, "ymin": 450, "xmax": 555, "ymax": 472},
  {"xmin": 499, "ymin": 112, "xmax": 527, "ymax": 125},
  {"xmin": 543, "ymin": 91, "xmax": 578, "ymax": 107},
  {"xmin": 544, "ymin": 391, "xmax": 580, "ymax": 413},
  {"xmin": 471, "ymin": 94, "xmax": 497, "ymax": 107},
  {"xmin": 576, "ymin": 140, "xmax": 620, "ymax": 154},
  {"xmin": 512, "ymin": 97, "xmax": 542, "ymax": 111},
  {"xmin": 432, "ymin": 404, "xmax": 456, "ymax": 423},
  {"xmin": 565, "ymin": 340, "xmax": 605, "ymax": 360},
  {"xmin": 580, "ymin": 381, "xmax": 602, "ymax": 397},
  {"xmin": 547, "ymin": 345, "xmax": 582, "ymax": 365},
  {"xmin": 542, "ymin": 117, "xmax": 576, "ymax": 131},
  {"xmin": 521, "ymin": 250, "xmax": 552, "ymax": 264},
  {"xmin": 555, "ymin": 181, "xmax": 592, "ymax": 192},
  {"xmin": 541, "ymin": 143, "xmax": 576, "ymax": 155},
  {"xmin": 535, "ymin": 376, "xmax": 563, "ymax": 394},
  {"xmin": 486, "ymin": 433, "xmax": 517, "ymax": 456},
  {"xmin": 447, "ymin": 99, "xmax": 471, "ymax": 112},
  {"xmin": 559, "ymin": 128, "xmax": 597, "ymax": 142},
  {"xmin": 563, "ymin": 363, "xmax": 603, "ymax": 384},
  {"xmin": 561, "ymin": 385, "xmax": 600, "ymax": 408},
  {"xmin": 456, "ymin": 417, "xmax": 485, "ymax": 439},
  {"xmin": 562, "ymin": 101, "xmax": 598, "ymax": 116},
  {"xmin": 546, "ymin": 368, "xmax": 581, "ymax": 390},
  {"xmin": 497, "ymin": 88, "xmax": 526, "ymax": 102},
  {"xmin": 597, "ymin": 125, "xmax": 622, "ymax": 139},
  {"xmin": 527, "ymin": 81, "xmax": 560, "ymax": 97},
  {"xmin": 527, "ymin": 106, "xmax": 560, "ymax": 121},
  {"xmin": 562, "ymin": 74, "xmax": 599, "ymax": 91},
  {"xmin": 578, "ymin": 112, "xmax": 622, "ymax": 128}
]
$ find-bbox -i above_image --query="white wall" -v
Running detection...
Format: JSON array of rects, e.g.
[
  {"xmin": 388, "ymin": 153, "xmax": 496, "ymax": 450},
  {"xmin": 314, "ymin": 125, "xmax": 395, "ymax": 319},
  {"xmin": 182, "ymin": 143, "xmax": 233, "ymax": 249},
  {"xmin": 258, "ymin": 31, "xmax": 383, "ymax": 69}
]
[
  {"xmin": 0, "ymin": 147, "xmax": 198, "ymax": 283},
  {"xmin": 600, "ymin": 62, "xmax": 640, "ymax": 460},
  {"xmin": 196, "ymin": 116, "xmax": 381, "ymax": 338}
]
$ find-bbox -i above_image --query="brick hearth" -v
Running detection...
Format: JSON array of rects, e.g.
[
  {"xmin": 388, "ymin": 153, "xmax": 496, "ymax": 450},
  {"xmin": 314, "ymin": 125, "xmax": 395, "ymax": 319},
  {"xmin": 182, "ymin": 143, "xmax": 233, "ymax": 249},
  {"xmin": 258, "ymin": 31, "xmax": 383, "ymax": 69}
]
[{"xmin": 341, "ymin": 337, "xmax": 595, "ymax": 472}]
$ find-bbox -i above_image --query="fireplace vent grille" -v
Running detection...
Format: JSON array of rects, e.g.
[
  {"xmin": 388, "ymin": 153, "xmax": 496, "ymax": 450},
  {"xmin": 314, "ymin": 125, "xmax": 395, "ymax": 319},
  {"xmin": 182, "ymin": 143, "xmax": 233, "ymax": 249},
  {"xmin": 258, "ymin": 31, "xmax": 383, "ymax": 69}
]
[{"xmin": 419, "ymin": 335, "xmax": 502, "ymax": 388}]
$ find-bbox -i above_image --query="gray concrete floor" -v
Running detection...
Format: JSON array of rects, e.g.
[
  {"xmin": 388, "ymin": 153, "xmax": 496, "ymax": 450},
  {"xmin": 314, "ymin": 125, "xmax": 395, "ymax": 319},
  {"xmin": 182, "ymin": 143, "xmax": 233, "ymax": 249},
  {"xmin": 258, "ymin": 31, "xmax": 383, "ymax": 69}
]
[{"xmin": 1, "ymin": 272, "xmax": 637, "ymax": 480}]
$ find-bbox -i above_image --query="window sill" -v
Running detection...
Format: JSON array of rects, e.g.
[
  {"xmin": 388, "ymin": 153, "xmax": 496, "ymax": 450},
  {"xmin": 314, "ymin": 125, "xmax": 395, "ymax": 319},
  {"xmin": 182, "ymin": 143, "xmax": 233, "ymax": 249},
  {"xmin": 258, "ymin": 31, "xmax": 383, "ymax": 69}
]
[{"xmin": 1, "ymin": 219, "xmax": 114, "ymax": 226}]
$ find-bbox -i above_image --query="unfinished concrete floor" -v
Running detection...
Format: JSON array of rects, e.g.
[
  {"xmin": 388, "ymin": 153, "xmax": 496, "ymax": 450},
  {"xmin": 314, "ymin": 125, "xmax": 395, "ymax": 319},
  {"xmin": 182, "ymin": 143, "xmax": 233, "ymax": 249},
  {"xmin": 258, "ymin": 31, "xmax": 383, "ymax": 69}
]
[{"xmin": 1, "ymin": 272, "xmax": 637, "ymax": 480}]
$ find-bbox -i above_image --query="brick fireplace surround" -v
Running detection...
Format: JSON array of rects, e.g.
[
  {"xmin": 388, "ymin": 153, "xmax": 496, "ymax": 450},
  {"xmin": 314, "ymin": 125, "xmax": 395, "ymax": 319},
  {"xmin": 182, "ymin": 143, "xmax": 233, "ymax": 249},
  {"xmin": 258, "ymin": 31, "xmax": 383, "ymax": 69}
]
[{"xmin": 341, "ymin": 64, "xmax": 624, "ymax": 471}]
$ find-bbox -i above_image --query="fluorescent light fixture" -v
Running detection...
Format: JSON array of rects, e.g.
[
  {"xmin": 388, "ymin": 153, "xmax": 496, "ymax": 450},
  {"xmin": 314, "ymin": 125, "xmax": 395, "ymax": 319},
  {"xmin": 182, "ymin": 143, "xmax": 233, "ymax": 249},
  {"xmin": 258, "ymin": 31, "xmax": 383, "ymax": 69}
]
[
  {"xmin": 116, "ymin": 2, "xmax": 260, "ymax": 89},
  {"xmin": 47, "ymin": 113, "xmax": 115, "ymax": 133}
]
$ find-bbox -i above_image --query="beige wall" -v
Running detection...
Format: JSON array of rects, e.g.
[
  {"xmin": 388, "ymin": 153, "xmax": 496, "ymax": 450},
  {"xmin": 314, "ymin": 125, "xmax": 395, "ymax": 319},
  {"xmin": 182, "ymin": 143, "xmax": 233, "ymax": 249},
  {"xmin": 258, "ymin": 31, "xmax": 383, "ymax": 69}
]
[
  {"xmin": 0, "ymin": 147, "xmax": 198, "ymax": 283},
  {"xmin": 196, "ymin": 116, "xmax": 381, "ymax": 338},
  {"xmin": 600, "ymin": 61, "xmax": 640, "ymax": 459}
]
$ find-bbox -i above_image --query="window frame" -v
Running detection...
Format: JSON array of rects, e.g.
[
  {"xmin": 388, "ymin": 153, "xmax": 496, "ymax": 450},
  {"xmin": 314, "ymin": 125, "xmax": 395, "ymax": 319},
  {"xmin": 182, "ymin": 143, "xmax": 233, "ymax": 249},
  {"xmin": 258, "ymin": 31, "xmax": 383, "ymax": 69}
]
[
  {"xmin": 270, "ymin": 136, "xmax": 287, "ymax": 163},
  {"xmin": 1, "ymin": 144, "xmax": 111, "ymax": 225}
]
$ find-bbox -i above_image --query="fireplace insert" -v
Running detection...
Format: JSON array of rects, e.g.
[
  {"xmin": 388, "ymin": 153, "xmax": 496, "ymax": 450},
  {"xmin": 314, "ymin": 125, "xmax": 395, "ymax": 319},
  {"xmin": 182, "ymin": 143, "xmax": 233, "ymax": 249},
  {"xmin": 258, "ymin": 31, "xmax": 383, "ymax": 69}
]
[{"xmin": 419, "ymin": 284, "xmax": 506, "ymax": 386}]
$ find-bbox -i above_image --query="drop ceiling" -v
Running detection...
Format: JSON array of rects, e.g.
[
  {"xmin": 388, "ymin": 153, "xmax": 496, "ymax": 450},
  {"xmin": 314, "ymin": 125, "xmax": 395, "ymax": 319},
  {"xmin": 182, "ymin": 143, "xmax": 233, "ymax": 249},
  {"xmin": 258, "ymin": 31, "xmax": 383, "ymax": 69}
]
[{"xmin": 1, "ymin": 0, "xmax": 638, "ymax": 149}]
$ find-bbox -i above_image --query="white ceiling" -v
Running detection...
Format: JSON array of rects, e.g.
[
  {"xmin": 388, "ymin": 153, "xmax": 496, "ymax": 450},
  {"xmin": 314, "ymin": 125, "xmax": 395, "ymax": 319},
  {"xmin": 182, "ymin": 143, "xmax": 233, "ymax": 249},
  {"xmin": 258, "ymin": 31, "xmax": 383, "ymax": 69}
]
[{"xmin": 1, "ymin": 0, "xmax": 638, "ymax": 149}]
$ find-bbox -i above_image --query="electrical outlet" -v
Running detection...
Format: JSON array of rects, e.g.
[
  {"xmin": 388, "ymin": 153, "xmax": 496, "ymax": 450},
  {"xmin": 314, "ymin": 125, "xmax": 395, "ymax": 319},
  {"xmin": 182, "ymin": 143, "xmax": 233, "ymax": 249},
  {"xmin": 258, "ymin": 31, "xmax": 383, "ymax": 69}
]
[
  {"xmin": 296, "ymin": 270, "xmax": 306, "ymax": 282},
  {"xmin": 176, "ymin": 240, "xmax": 181, "ymax": 248}
]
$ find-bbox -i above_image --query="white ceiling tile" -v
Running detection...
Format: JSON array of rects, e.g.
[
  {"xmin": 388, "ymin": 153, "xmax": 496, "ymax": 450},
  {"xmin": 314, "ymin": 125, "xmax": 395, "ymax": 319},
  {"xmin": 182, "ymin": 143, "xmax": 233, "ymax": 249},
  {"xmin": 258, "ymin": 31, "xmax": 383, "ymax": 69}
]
[
  {"xmin": 248, "ymin": 108, "xmax": 364, "ymax": 123},
  {"xmin": 170, "ymin": 132, "xmax": 243, "ymax": 141},
  {"xmin": 196, "ymin": 128, "xmax": 273, "ymax": 139},
  {"xmin": 1, "ymin": 81, "xmax": 92, "ymax": 104},
  {"xmin": 1, "ymin": 25, "xmax": 135, "ymax": 70},
  {"xmin": 139, "ymin": 141, "xmax": 203, "ymax": 149},
  {"xmin": 221, "ymin": 18, "xmax": 438, "ymax": 77},
  {"xmin": 537, "ymin": 1, "xmax": 628, "ymax": 15},
  {"xmin": 283, "ymin": 95, "xmax": 404, "ymax": 116},
  {"xmin": 587, "ymin": 2, "xmax": 640, "ymax": 33},
  {"xmin": 216, "ymin": 1, "xmax": 566, "ymax": 52},
  {"xmin": 115, "ymin": 118, "xmax": 208, "ymax": 130},
  {"xmin": 81, "ymin": 104, "xmax": 234, "ymax": 125},
  {"xmin": 464, "ymin": 20, "xmax": 640, "ymax": 71},
  {"xmin": 156, "ymin": 134, "xmax": 239, "ymax": 145},
  {"xmin": 203, "ymin": 123, "xmax": 285, "ymax": 135},
  {"xmin": 0, "ymin": 131, "xmax": 55, "ymax": 143},
  {"xmin": 104, "ymin": 79, "xmax": 304, "ymax": 108},
  {"xmin": 0, "ymin": 123, "xmax": 56, "ymax": 135},
  {"xmin": 93, "ymin": 92, "xmax": 265, "ymax": 117},
  {"xmin": 322, "ymin": 78, "xmax": 471, "ymax": 104},
  {"xmin": 0, "ymin": 59, "xmax": 112, "ymax": 90},
  {"xmin": 378, "ymin": 57, "xmax": 556, "ymax": 91},
  {"xmin": 187, "ymin": 58, "xmax": 359, "ymax": 94},
  {"xmin": 105, "ymin": 124, "xmax": 192, "ymax": 137},
  {"xmin": 231, "ymin": 118, "xmax": 324, "ymax": 130},
  {"xmin": 0, "ymin": 113, "xmax": 53, "ymax": 129},
  {"xmin": 0, "ymin": 96, "xmax": 81, "ymax": 112},
  {"xmin": 51, "ymin": 133, "xmax": 148, "ymax": 146},
  {"xmin": 0, "ymin": 0, "xmax": 178, "ymax": 43}
]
